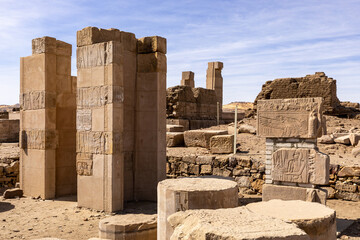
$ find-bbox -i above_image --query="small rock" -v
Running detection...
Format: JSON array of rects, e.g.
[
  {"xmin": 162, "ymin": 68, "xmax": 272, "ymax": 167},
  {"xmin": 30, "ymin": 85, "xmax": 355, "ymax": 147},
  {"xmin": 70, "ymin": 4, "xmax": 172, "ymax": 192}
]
[
  {"xmin": 238, "ymin": 124, "xmax": 256, "ymax": 134},
  {"xmin": 3, "ymin": 188, "xmax": 23, "ymax": 199},
  {"xmin": 317, "ymin": 135, "xmax": 334, "ymax": 144},
  {"xmin": 334, "ymin": 135, "xmax": 351, "ymax": 145}
]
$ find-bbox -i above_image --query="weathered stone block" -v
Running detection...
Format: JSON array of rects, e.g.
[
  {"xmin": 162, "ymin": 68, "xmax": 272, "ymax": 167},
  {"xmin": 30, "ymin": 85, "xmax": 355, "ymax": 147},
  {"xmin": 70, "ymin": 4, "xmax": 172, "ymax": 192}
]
[
  {"xmin": 137, "ymin": 36, "xmax": 166, "ymax": 54},
  {"xmin": 337, "ymin": 166, "xmax": 360, "ymax": 177},
  {"xmin": 334, "ymin": 135, "xmax": 351, "ymax": 145},
  {"xmin": 184, "ymin": 130, "xmax": 227, "ymax": 148},
  {"xmin": 349, "ymin": 133, "xmax": 360, "ymax": 146},
  {"xmin": 335, "ymin": 182, "xmax": 357, "ymax": 193},
  {"xmin": 137, "ymin": 52, "xmax": 166, "ymax": 73},
  {"xmin": 257, "ymin": 98, "xmax": 324, "ymax": 138},
  {"xmin": 32, "ymin": 36, "xmax": 56, "ymax": 55},
  {"xmin": 200, "ymin": 165, "xmax": 212, "ymax": 174},
  {"xmin": 166, "ymin": 132, "xmax": 184, "ymax": 147},
  {"xmin": 262, "ymin": 184, "xmax": 327, "ymax": 204},
  {"xmin": 166, "ymin": 124, "xmax": 184, "ymax": 132},
  {"xmin": 210, "ymin": 134, "xmax": 234, "ymax": 154},
  {"xmin": 272, "ymin": 148, "xmax": 329, "ymax": 185}
]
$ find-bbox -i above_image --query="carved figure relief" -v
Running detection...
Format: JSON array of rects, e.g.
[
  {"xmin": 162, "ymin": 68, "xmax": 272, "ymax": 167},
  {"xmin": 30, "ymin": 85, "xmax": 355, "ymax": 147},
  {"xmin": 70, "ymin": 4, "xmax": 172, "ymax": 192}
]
[
  {"xmin": 77, "ymin": 86, "xmax": 124, "ymax": 108},
  {"xmin": 20, "ymin": 130, "xmax": 57, "ymax": 150},
  {"xmin": 76, "ymin": 153, "xmax": 93, "ymax": 176},
  {"xmin": 20, "ymin": 91, "xmax": 56, "ymax": 110}
]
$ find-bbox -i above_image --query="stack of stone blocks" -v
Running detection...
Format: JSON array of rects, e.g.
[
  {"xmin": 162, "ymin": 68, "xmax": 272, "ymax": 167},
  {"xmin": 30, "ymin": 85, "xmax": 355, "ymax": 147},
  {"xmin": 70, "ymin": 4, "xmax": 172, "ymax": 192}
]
[
  {"xmin": 20, "ymin": 27, "xmax": 166, "ymax": 213},
  {"xmin": 258, "ymin": 98, "xmax": 330, "ymax": 203},
  {"xmin": 20, "ymin": 37, "xmax": 77, "ymax": 199}
]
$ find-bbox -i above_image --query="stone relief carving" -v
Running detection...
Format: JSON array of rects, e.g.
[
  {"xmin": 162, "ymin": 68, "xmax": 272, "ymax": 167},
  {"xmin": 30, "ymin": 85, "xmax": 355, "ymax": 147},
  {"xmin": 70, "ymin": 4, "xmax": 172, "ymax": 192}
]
[
  {"xmin": 20, "ymin": 91, "xmax": 56, "ymax": 110},
  {"xmin": 257, "ymin": 98, "xmax": 324, "ymax": 138},
  {"xmin": 175, "ymin": 191, "xmax": 188, "ymax": 212},
  {"xmin": 76, "ymin": 109, "xmax": 92, "ymax": 131},
  {"xmin": 77, "ymin": 86, "xmax": 124, "ymax": 108},
  {"xmin": 76, "ymin": 153, "xmax": 93, "ymax": 176},
  {"xmin": 20, "ymin": 130, "xmax": 57, "ymax": 150},
  {"xmin": 76, "ymin": 131, "xmax": 121, "ymax": 154},
  {"xmin": 272, "ymin": 148, "xmax": 329, "ymax": 185}
]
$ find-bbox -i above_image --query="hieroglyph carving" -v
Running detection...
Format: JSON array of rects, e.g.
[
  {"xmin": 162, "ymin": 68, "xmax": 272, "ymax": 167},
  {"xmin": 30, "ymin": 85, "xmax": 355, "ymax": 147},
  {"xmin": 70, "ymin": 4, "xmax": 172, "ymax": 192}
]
[
  {"xmin": 77, "ymin": 109, "xmax": 92, "ymax": 131},
  {"xmin": 272, "ymin": 148, "xmax": 329, "ymax": 185},
  {"xmin": 76, "ymin": 153, "xmax": 93, "ymax": 176},
  {"xmin": 20, "ymin": 130, "xmax": 57, "ymax": 150},
  {"xmin": 77, "ymin": 86, "xmax": 124, "ymax": 108},
  {"xmin": 175, "ymin": 191, "xmax": 188, "ymax": 212},
  {"xmin": 20, "ymin": 91, "xmax": 56, "ymax": 110},
  {"xmin": 76, "ymin": 131, "xmax": 121, "ymax": 154},
  {"xmin": 257, "ymin": 98, "xmax": 324, "ymax": 138},
  {"xmin": 77, "ymin": 41, "xmax": 121, "ymax": 69}
]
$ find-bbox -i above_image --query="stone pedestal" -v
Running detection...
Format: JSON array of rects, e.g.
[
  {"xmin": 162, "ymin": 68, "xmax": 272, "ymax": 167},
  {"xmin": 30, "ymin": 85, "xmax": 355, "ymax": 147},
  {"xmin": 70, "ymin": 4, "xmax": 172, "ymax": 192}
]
[
  {"xmin": 20, "ymin": 36, "xmax": 76, "ymax": 199},
  {"xmin": 99, "ymin": 214, "xmax": 157, "ymax": 240},
  {"xmin": 247, "ymin": 200, "xmax": 336, "ymax": 240},
  {"xmin": 157, "ymin": 177, "xmax": 238, "ymax": 240}
]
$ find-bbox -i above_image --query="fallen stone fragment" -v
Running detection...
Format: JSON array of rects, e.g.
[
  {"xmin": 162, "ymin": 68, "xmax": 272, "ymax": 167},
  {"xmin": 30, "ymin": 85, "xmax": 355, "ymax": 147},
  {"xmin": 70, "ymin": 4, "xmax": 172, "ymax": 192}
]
[
  {"xmin": 166, "ymin": 132, "xmax": 184, "ymax": 147},
  {"xmin": 317, "ymin": 135, "xmax": 335, "ymax": 144},
  {"xmin": 246, "ymin": 200, "xmax": 336, "ymax": 240},
  {"xmin": 168, "ymin": 206, "xmax": 309, "ymax": 240},
  {"xmin": 238, "ymin": 124, "xmax": 256, "ymax": 134},
  {"xmin": 210, "ymin": 134, "xmax": 234, "ymax": 154},
  {"xmin": 334, "ymin": 135, "xmax": 351, "ymax": 145},
  {"xmin": 352, "ymin": 147, "xmax": 360, "ymax": 157},
  {"xmin": 184, "ymin": 130, "xmax": 227, "ymax": 148},
  {"xmin": 3, "ymin": 188, "xmax": 23, "ymax": 199},
  {"xmin": 337, "ymin": 166, "xmax": 360, "ymax": 177},
  {"xmin": 349, "ymin": 133, "xmax": 360, "ymax": 146}
]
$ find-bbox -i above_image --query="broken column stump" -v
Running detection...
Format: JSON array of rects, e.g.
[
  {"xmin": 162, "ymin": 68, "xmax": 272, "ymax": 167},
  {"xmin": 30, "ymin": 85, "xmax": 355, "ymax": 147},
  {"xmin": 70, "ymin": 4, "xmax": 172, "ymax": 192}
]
[{"xmin": 157, "ymin": 177, "xmax": 238, "ymax": 240}]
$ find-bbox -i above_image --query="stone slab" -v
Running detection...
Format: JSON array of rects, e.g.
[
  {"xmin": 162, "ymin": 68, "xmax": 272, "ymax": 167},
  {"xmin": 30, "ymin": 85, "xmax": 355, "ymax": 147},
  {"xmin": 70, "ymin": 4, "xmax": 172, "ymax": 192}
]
[
  {"xmin": 184, "ymin": 130, "xmax": 227, "ymax": 148},
  {"xmin": 99, "ymin": 214, "xmax": 157, "ymax": 240},
  {"xmin": 257, "ymin": 98, "xmax": 324, "ymax": 138},
  {"xmin": 246, "ymin": 200, "xmax": 336, "ymax": 240},
  {"xmin": 272, "ymin": 148, "xmax": 329, "ymax": 185},
  {"xmin": 157, "ymin": 177, "xmax": 238, "ymax": 240},
  {"xmin": 166, "ymin": 119, "xmax": 189, "ymax": 131},
  {"xmin": 210, "ymin": 134, "xmax": 234, "ymax": 154},
  {"xmin": 262, "ymin": 184, "xmax": 327, "ymax": 204},
  {"xmin": 166, "ymin": 132, "xmax": 184, "ymax": 147},
  {"xmin": 166, "ymin": 124, "xmax": 184, "ymax": 133},
  {"xmin": 168, "ymin": 206, "xmax": 309, "ymax": 240}
]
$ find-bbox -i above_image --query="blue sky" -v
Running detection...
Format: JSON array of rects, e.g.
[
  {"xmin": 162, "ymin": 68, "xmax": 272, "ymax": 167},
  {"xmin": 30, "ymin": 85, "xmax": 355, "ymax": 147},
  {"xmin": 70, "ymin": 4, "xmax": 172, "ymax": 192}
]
[{"xmin": 0, "ymin": 0, "xmax": 359, "ymax": 105}]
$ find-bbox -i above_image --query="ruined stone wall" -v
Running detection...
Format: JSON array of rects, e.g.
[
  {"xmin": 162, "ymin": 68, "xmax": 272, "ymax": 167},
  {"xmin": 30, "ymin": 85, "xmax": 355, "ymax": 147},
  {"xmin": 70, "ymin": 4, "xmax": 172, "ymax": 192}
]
[
  {"xmin": 0, "ymin": 120, "xmax": 19, "ymax": 143},
  {"xmin": 254, "ymin": 72, "xmax": 340, "ymax": 114},
  {"xmin": 166, "ymin": 86, "xmax": 217, "ymax": 120}
]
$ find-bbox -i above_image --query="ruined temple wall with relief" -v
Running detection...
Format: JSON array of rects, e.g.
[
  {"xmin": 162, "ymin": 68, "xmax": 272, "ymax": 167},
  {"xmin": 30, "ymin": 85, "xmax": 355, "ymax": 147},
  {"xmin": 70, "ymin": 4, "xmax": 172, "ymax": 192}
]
[{"xmin": 254, "ymin": 72, "xmax": 340, "ymax": 114}]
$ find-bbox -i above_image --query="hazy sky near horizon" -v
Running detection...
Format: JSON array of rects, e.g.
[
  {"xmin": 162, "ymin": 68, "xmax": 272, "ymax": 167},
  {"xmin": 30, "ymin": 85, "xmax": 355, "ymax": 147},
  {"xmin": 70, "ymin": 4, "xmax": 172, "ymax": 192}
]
[{"xmin": 0, "ymin": 0, "xmax": 359, "ymax": 105}]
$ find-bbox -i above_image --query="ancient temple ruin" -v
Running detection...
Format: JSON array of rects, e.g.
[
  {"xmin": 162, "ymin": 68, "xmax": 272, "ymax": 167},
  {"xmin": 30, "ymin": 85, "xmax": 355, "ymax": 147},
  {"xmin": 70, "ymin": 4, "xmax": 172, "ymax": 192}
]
[{"xmin": 20, "ymin": 27, "xmax": 166, "ymax": 212}]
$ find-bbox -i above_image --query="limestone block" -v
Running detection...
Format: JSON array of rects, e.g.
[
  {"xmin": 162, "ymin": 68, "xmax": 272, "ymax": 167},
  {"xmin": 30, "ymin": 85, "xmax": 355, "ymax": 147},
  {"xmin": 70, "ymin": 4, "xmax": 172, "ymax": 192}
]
[
  {"xmin": 337, "ymin": 166, "xmax": 360, "ymax": 177},
  {"xmin": 246, "ymin": 200, "xmax": 336, "ymax": 240},
  {"xmin": 32, "ymin": 36, "xmax": 56, "ymax": 55},
  {"xmin": 200, "ymin": 165, "xmax": 212, "ymax": 174},
  {"xmin": 238, "ymin": 124, "xmax": 256, "ymax": 134},
  {"xmin": 56, "ymin": 40, "xmax": 72, "ymax": 56},
  {"xmin": 166, "ymin": 119, "xmax": 189, "ymax": 131},
  {"xmin": 137, "ymin": 36, "xmax": 166, "ymax": 54},
  {"xmin": 166, "ymin": 124, "xmax": 184, "ymax": 133},
  {"xmin": 257, "ymin": 98, "xmax": 324, "ymax": 138},
  {"xmin": 334, "ymin": 135, "xmax": 351, "ymax": 145},
  {"xmin": 168, "ymin": 206, "xmax": 309, "ymax": 240},
  {"xmin": 157, "ymin": 177, "xmax": 238, "ymax": 240},
  {"xmin": 99, "ymin": 214, "xmax": 157, "ymax": 240},
  {"xmin": 184, "ymin": 130, "xmax": 227, "ymax": 148},
  {"xmin": 195, "ymin": 156, "xmax": 214, "ymax": 165},
  {"xmin": 272, "ymin": 148, "xmax": 329, "ymax": 185},
  {"xmin": 137, "ymin": 52, "xmax": 166, "ymax": 73},
  {"xmin": 349, "ymin": 133, "xmax": 360, "ymax": 146},
  {"xmin": 318, "ymin": 134, "xmax": 335, "ymax": 144},
  {"xmin": 262, "ymin": 184, "xmax": 327, "ymax": 204},
  {"xmin": 335, "ymin": 182, "xmax": 357, "ymax": 193},
  {"xmin": 166, "ymin": 132, "xmax": 184, "ymax": 147},
  {"xmin": 210, "ymin": 134, "xmax": 234, "ymax": 154}
]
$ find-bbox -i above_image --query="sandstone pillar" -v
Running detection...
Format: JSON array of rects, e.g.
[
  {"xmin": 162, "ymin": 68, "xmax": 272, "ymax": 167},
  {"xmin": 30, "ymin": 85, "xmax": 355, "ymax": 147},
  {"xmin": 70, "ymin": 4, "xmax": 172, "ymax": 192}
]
[
  {"xmin": 20, "ymin": 37, "xmax": 76, "ymax": 198},
  {"xmin": 180, "ymin": 71, "xmax": 194, "ymax": 88},
  {"xmin": 206, "ymin": 62, "xmax": 223, "ymax": 112},
  {"xmin": 76, "ymin": 27, "xmax": 137, "ymax": 212},
  {"xmin": 135, "ymin": 36, "xmax": 167, "ymax": 201}
]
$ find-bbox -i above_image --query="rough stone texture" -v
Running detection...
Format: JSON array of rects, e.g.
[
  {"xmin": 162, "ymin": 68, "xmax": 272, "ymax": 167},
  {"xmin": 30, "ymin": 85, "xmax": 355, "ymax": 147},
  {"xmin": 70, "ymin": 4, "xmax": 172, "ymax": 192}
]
[
  {"xmin": 180, "ymin": 71, "xmax": 194, "ymax": 88},
  {"xmin": 210, "ymin": 134, "xmax": 234, "ymax": 154},
  {"xmin": 352, "ymin": 147, "xmax": 360, "ymax": 157},
  {"xmin": 20, "ymin": 36, "xmax": 76, "ymax": 199},
  {"xmin": 246, "ymin": 200, "xmax": 336, "ymax": 240},
  {"xmin": 166, "ymin": 133, "xmax": 184, "ymax": 147},
  {"xmin": 349, "ymin": 133, "xmax": 360, "ymax": 146},
  {"xmin": 257, "ymin": 98, "xmax": 324, "ymax": 138},
  {"xmin": 157, "ymin": 177, "xmax": 238, "ymax": 240},
  {"xmin": 3, "ymin": 188, "xmax": 23, "ymax": 199},
  {"xmin": 337, "ymin": 166, "xmax": 360, "ymax": 177},
  {"xmin": 272, "ymin": 148, "xmax": 329, "ymax": 185},
  {"xmin": 99, "ymin": 214, "xmax": 157, "ymax": 240},
  {"xmin": 183, "ymin": 130, "xmax": 227, "ymax": 148},
  {"xmin": 334, "ymin": 135, "xmax": 351, "ymax": 145},
  {"xmin": 0, "ymin": 112, "xmax": 9, "ymax": 119},
  {"xmin": 318, "ymin": 135, "xmax": 335, "ymax": 144},
  {"xmin": 166, "ymin": 125, "xmax": 184, "ymax": 133},
  {"xmin": 254, "ymin": 72, "xmax": 340, "ymax": 115},
  {"xmin": 166, "ymin": 119, "xmax": 189, "ymax": 131},
  {"xmin": 137, "ymin": 36, "xmax": 166, "ymax": 54},
  {"xmin": 238, "ymin": 124, "xmax": 256, "ymax": 134},
  {"xmin": 168, "ymin": 206, "xmax": 310, "ymax": 240},
  {"xmin": 262, "ymin": 184, "xmax": 327, "ymax": 204},
  {"xmin": 0, "ymin": 120, "xmax": 19, "ymax": 143}
]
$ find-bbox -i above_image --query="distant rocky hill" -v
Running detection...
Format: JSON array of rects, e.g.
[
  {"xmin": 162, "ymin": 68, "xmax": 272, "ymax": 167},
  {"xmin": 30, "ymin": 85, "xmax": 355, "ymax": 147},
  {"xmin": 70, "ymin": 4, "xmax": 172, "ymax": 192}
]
[
  {"xmin": 0, "ymin": 104, "xmax": 20, "ymax": 112},
  {"xmin": 223, "ymin": 102, "xmax": 253, "ymax": 112}
]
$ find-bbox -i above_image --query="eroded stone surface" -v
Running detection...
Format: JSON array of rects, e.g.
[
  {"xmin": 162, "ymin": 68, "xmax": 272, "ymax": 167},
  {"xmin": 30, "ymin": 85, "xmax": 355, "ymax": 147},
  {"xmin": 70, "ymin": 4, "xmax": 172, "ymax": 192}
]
[
  {"xmin": 246, "ymin": 200, "xmax": 336, "ymax": 240},
  {"xmin": 184, "ymin": 130, "xmax": 227, "ymax": 148},
  {"xmin": 257, "ymin": 98, "xmax": 324, "ymax": 138},
  {"xmin": 210, "ymin": 134, "xmax": 234, "ymax": 154},
  {"xmin": 166, "ymin": 132, "xmax": 184, "ymax": 147},
  {"xmin": 168, "ymin": 206, "xmax": 309, "ymax": 240}
]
